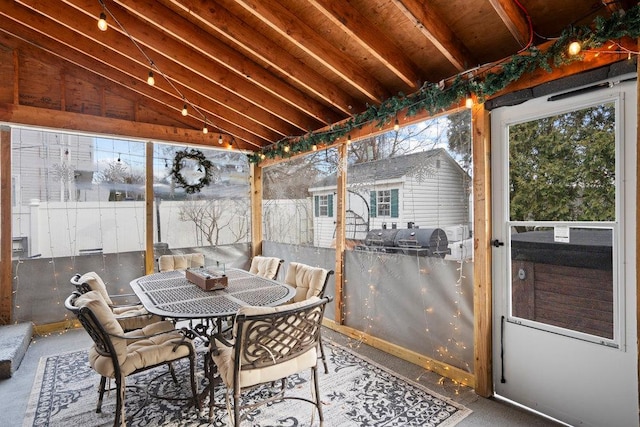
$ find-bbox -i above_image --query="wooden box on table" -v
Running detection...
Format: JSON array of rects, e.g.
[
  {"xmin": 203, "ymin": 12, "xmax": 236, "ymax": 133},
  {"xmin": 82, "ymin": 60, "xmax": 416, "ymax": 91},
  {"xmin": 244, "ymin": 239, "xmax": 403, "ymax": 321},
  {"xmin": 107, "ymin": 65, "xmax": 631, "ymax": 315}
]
[{"xmin": 185, "ymin": 268, "xmax": 228, "ymax": 291}]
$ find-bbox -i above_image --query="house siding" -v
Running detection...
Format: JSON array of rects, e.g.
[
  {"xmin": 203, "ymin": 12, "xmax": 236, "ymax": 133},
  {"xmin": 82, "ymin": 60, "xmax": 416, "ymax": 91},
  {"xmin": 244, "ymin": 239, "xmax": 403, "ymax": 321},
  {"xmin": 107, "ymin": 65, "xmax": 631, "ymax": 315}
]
[{"xmin": 311, "ymin": 151, "xmax": 471, "ymax": 248}]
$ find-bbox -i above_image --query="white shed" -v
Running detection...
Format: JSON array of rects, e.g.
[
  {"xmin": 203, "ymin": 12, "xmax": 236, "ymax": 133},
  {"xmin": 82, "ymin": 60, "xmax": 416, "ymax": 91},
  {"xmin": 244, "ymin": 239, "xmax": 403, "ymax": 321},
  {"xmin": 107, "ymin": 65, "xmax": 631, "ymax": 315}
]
[{"xmin": 309, "ymin": 149, "xmax": 472, "ymax": 250}]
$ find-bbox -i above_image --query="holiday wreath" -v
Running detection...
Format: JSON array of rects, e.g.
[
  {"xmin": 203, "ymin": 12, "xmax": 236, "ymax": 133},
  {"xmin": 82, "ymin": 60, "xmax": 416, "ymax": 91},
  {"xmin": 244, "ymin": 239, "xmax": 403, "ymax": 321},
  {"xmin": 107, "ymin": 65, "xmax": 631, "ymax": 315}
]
[{"xmin": 170, "ymin": 148, "xmax": 214, "ymax": 194}]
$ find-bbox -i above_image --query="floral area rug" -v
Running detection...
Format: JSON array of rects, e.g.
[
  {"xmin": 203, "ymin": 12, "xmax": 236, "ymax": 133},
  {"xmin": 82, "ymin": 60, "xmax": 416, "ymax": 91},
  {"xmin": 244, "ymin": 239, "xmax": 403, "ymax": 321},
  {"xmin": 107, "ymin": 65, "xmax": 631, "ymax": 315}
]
[{"xmin": 23, "ymin": 340, "xmax": 471, "ymax": 426}]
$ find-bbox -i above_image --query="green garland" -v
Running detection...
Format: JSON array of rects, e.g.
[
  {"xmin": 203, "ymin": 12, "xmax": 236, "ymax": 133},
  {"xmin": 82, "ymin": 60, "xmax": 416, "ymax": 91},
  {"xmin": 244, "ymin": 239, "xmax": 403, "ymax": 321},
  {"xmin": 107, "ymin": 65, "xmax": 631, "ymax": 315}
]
[
  {"xmin": 171, "ymin": 148, "xmax": 214, "ymax": 194},
  {"xmin": 248, "ymin": 5, "xmax": 640, "ymax": 163}
]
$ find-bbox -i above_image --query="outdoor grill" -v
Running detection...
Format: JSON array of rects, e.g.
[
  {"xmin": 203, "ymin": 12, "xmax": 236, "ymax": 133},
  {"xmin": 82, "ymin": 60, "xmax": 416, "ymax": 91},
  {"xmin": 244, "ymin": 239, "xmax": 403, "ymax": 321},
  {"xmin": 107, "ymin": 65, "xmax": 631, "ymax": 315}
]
[{"xmin": 362, "ymin": 227, "xmax": 450, "ymax": 258}]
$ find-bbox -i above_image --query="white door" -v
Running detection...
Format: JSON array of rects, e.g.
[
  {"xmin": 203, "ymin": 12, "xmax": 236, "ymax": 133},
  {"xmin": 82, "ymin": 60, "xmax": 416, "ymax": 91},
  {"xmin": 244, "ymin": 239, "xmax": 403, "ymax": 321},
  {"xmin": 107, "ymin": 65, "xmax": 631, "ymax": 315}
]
[{"xmin": 491, "ymin": 76, "xmax": 638, "ymax": 427}]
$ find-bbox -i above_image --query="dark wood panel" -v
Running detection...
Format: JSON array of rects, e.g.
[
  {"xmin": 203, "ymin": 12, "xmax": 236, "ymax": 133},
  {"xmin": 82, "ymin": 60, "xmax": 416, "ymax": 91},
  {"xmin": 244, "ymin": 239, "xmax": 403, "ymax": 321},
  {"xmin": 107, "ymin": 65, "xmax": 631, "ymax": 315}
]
[
  {"xmin": 0, "ymin": 44, "xmax": 14, "ymax": 104},
  {"xmin": 64, "ymin": 76, "xmax": 101, "ymax": 116},
  {"xmin": 19, "ymin": 56, "xmax": 61, "ymax": 110},
  {"xmin": 512, "ymin": 261, "xmax": 614, "ymax": 339}
]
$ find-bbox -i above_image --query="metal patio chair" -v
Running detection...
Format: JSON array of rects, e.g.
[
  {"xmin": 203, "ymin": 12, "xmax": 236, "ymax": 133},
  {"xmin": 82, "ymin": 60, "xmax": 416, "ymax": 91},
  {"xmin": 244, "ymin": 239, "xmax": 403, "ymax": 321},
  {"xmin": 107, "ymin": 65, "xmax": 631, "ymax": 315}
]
[
  {"xmin": 65, "ymin": 290, "xmax": 200, "ymax": 427},
  {"xmin": 208, "ymin": 296, "xmax": 331, "ymax": 425}
]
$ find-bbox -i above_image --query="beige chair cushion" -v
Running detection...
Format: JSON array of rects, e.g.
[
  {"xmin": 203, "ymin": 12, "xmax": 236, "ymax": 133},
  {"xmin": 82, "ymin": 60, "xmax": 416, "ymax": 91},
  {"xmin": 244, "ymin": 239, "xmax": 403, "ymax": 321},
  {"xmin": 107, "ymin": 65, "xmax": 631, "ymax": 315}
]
[
  {"xmin": 80, "ymin": 272, "xmax": 158, "ymax": 330},
  {"xmin": 75, "ymin": 291, "xmax": 126, "ymax": 366},
  {"xmin": 284, "ymin": 262, "xmax": 329, "ymax": 302},
  {"xmin": 212, "ymin": 297, "xmax": 321, "ymax": 388},
  {"xmin": 249, "ymin": 256, "xmax": 282, "ymax": 279},
  {"xmin": 77, "ymin": 290, "xmax": 190, "ymax": 378},
  {"xmin": 79, "ymin": 272, "xmax": 113, "ymax": 306},
  {"xmin": 158, "ymin": 253, "xmax": 205, "ymax": 272}
]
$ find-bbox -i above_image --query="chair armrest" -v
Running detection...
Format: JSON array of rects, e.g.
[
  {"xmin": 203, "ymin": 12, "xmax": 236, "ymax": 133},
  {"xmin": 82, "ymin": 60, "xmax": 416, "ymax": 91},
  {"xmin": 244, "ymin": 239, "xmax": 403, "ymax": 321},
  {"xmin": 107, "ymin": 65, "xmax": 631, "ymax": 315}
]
[{"xmin": 210, "ymin": 332, "xmax": 233, "ymax": 356}]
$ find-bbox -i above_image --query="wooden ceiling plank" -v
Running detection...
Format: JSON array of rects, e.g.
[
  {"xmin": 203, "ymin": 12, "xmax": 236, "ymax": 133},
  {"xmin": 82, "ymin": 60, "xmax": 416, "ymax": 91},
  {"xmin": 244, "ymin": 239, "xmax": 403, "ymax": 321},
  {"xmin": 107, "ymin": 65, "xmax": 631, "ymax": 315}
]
[
  {"xmin": 6, "ymin": 1, "xmax": 273, "ymax": 144},
  {"xmin": 488, "ymin": 0, "xmax": 530, "ymax": 49},
  {"xmin": 230, "ymin": 0, "xmax": 389, "ymax": 103},
  {"xmin": 113, "ymin": 0, "xmax": 344, "ymax": 125},
  {"xmin": 0, "ymin": 15, "xmax": 269, "ymax": 148},
  {"xmin": 391, "ymin": 0, "xmax": 475, "ymax": 72},
  {"xmin": 56, "ymin": 0, "xmax": 316, "ymax": 134},
  {"xmin": 165, "ymin": 0, "xmax": 365, "ymax": 116},
  {"xmin": 306, "ymin": 0, "xmax": 420, "ymax": 90},
  {"xmin": 10, "ymin": 1, "xmax": 289, "ymax": 144}
]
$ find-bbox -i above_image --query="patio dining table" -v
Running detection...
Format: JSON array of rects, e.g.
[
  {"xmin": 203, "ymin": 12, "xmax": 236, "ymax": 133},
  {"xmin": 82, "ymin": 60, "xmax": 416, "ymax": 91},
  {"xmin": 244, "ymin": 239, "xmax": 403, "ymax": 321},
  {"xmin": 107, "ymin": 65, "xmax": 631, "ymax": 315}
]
[
  {"xmin": 129, "ymin": 267, "xmax": 296, "ymax": 410},
  {"xmin": 129, "ymin": 267, "xmax": 296, "ymax": 322}
]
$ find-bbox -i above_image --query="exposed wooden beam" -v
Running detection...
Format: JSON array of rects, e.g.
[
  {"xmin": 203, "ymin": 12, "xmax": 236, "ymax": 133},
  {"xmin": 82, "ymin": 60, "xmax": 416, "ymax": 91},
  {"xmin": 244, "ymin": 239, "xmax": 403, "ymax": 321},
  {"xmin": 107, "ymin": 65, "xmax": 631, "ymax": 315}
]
[
  {"xmin": 0, "ymin": 27, "xmax": 265, "ymax": 150},
  {"xmin": 114, "ymin": 0, "xmax": 346, "ymax": 124},
  {"xmin": 0, "ymin": 126, "xmax": 11, "ymax": 325},
  {"xmin": 489, "ymin": 38, "xmax": 637, "ymax": 97},
  {"xmin": 306, "ymin": 0, "xmax": 420, "ymax": 90},
  {"xmin": 164, "ymin": 0, "xmax": 364, "ymax": 116},
  {"xmin": 109, "ymin": 0, "xmax": 339, "ymax": 124},
  {"xmin": 25, "ymin": 0, "xmax": 309, "ymax": 137},
  {"xmin": 0, "ymin": 103, "xmax": 248, "ymax": 150},
  {"xmin": 391, "ymin": 0, "xmax": 475, "ymax": 72},
  {"xmin": 334, "ymin": 143, "xmax": 347, "ymax": 326},
  {"xmin": 488, "ymin": 0, "xmax": 530, "ymax": 49},
  {"xmin": 145, "ymin": 142, "xmax": 154, "ymax": 275},
  {"xmin": 472, "ymin": 102, "xmax": 493, "ymax": 398},
  {"xmin": 250, "ymin": 163, "xmax": 263, "ymax": 257},
  {"xmin": 0, "ymin": 2, "xmax": 276, "ymax": 147},
  {"xmin": 230, "ymin": 0, "xmax": 389, "ymax": 103}
]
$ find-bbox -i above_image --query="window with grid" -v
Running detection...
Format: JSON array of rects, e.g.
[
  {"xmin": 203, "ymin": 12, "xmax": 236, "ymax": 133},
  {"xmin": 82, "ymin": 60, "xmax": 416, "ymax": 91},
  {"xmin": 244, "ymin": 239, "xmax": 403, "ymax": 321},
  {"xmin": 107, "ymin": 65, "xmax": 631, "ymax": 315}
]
[
  {"xmin": 377, "ymin": 190, "xmax": 391, "ymax": 216},
  {"xmin": 318, "ymin": 195, "xmax": 329, "ymax": 216}
]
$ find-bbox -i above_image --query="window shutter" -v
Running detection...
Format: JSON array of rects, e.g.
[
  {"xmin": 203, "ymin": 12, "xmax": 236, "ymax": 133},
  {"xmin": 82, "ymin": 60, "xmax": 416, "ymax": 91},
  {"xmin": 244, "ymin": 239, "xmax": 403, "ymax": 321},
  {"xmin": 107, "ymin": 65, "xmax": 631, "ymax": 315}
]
[
  {"xmin": 391, "ymin": 189, "xmax": 399, "ymax": 218},
  {"xmin": 314, "ymin": 195, "xmax": 319, "ymax": 217},
  {"xmin": 328, "ymin": 194, "xmax": 334, "ymax": 217},
  {"xmin": 370, "ymin": 191, "xmax": 377, "ymax": 218}
]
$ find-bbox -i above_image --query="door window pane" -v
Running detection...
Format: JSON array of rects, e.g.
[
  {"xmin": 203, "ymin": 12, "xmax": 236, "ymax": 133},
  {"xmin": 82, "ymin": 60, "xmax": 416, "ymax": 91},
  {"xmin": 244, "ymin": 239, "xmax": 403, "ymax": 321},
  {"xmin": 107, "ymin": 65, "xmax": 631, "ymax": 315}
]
[
  {"xmin": 508, "ymin": 102, "xmax": 617, "ymax": 342},
  {"xmin": 509, "ymin": 103, "xmax": 615, "ymax": 222}
]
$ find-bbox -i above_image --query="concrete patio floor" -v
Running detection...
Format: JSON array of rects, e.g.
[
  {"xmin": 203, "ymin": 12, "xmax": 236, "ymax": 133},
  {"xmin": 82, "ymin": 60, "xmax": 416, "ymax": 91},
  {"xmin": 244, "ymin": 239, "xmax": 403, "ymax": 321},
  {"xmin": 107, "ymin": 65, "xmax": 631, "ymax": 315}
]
[{"xmin": 1, "ymin": 326, "xmax": 562, "ymax": 426}]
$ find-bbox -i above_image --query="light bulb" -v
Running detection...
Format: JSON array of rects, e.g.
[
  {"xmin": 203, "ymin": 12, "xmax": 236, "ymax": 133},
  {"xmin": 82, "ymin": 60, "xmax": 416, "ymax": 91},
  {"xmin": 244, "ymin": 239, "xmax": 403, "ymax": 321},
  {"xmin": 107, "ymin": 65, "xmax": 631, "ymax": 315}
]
[
  {"xmin": 568, "ymin": 41, "xmax": 582, "ymax": 56},
  {"xmin": 394, "ymin": 118, "xmax": 399, "ymax": 131},
  {"xmin": 312, "ymin": 144, "xmax": 317, "ymax": 151},
  {"xmin": 347, "ymin": 135, "xmax": 351, "ymax": 144},
  {"xmin": 227, "ymin": 142, "xmax": 233, "ymax": 150},
  {"xmin": 202, "ymin": 125, "xmax": 208, "ymax": 134},
  {"xmin": 465, "ymin": 96, "xmax": 473, "ymax": 109},
  {"xmin": 283, "ymin": 145, "xmax": 290, "ymax": 153},
  {"xmin": 218, "ymin": 134, "xmax": 223, "ymax": 144},
  {"xmin": 260, "ymin": 153, "xmax": 266, "ymax": 160},
  {"xmin": 147, "ymin": 70, "xmax": 155, "ymax": 86},
  {"xmin": 181, "ymin": 104, "xmax": 188, "ymax": 116},
  {"xmin": 98, "ymin": 12, "xmax": 107, "ymax": 31}
]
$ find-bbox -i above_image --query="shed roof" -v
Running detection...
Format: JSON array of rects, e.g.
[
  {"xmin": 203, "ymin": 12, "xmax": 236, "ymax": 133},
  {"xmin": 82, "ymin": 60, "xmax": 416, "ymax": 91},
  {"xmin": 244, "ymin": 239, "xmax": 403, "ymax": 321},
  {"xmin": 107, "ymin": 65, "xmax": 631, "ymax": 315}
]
[{"xmin": 312, "ymin": 149, "xmax": 458, "ymax": 189}]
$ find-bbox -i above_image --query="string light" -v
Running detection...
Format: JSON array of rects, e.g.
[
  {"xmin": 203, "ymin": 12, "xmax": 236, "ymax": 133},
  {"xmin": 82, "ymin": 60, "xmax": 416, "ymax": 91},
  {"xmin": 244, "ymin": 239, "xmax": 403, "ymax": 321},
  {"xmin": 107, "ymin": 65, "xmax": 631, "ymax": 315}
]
[
  {"xmin": 312, "ymin": 144, "xmax": 317, "ymax": 151},
  {"xmin": 465, "ymin": 95, "xmax": 474, "ymax": 109},
  {"xmin": 97, "ymin": 12, "xmax": 107, "ymax": 31},
  {"xmin": 568, "ymin": 41, "xmax": 582, "ymax": 56},
  {"xmin": 218, "ymin": 134, "xmax": 223, "ymax": 145},
  {"xmin": 147, "ymin": 70, "xmax": 155, "ymax": 86},
  {"xmin": 394, "ymin": 117, "xmax": 400, "ymax": 131},
  {"xmin": 96, "ymin": 1, "xmax": 231, "ymax": 138},
  {"xmin": 347, "ymin": 135, "xmax": 351, "ymax": 144},
  {"xmin": 202, "ymin": 118, "xmax": 208, "ymax": 134},
  {"xmin": 283, "ymin": 144, "xmax": 290, "ymax": 153}
]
